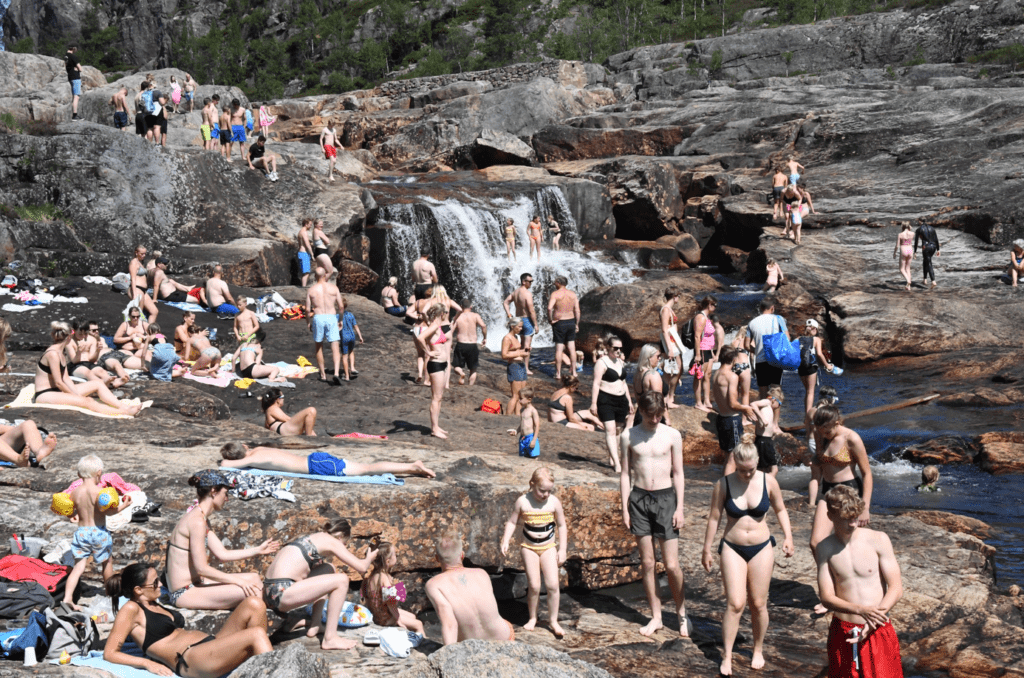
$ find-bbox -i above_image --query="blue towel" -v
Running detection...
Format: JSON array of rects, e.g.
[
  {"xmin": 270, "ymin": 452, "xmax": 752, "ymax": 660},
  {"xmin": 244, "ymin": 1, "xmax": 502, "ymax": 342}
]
[
  {"xmin": 0, "ymin": 460, "xmax": 14, "ymax": 467},
  {"xmin": 65, "ymin": 652, "xmax": 163, "ymax": 678},
  {"xmin": 159, "ymin": 300, "xmax": 207, "ymax": 313},
  {"xmin": 240, "ymin": 468, "xmax": 404, "ymax": 486}
]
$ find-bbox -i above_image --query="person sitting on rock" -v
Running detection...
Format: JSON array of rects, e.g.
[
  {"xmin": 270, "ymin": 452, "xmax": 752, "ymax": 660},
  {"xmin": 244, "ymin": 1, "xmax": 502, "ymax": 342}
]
[
  {"xmin": 233, "ymin": 329, "xmax": 284, "ymax": 382},
  {"xmin": 425, "ymin": 530, "xmax": 516, "ymax": 645},
  {"xmin": 174, "ymin": 311, "xmax": 202, "ymax": 360},
  {"xmin": 248, "ymin": 134, "xmax": 279, "ymax": 181},
  {"xmin": 218, "ymin": 442, "xmax": 435, "ymax": 478},
  {"xmin": 104, "ymin": 562, "xmax": 272, "ymax": 676},
  {"xmin": 165, "ymin": 470, "xmax": 279, "ymax": 610},
  {"xmin": 261, "ymin": 388, "xmax": 318, "ymax": 436},
  {"xmin": 67, "ymin": 320, "xmax": 124, "ymax": 388},
  {"xmin": 206, "ymin": 265, "xmax": 239, "ymax": 315},
  {"xmin": 150, "ymin": 257, "xmax": 206, "ymax": 306},
  {"xmin": 1009, "ymin": 240, "xmax": 1024, "ymax": 287},
  {"xmin": 547, "ymin": 374, "xmax": 601, "ymax": 431}
]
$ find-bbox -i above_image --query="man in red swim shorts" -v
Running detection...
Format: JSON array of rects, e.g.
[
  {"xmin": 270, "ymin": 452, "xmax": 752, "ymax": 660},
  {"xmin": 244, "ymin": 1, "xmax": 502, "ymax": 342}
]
[
  {"xmin": 816, "ymin": 484, "xmax": 904, "ymax": 678},
  {"xmin": 319, "ymin": 120, "xmax": 341, "ymax": 183}
]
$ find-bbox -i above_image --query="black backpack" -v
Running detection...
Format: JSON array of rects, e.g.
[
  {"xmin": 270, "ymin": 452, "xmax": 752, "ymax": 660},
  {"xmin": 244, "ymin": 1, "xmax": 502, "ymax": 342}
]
[
  {"xmin": 799, "ymin": 336, "xmax": 817, "ymax": 369},
  {"xmin": 0, "ymin": 577, "xmax": 53, "ymax": 619},
  {"xmin": 680, "ymin": 317, "xmax": 696, "ymax": 349}
]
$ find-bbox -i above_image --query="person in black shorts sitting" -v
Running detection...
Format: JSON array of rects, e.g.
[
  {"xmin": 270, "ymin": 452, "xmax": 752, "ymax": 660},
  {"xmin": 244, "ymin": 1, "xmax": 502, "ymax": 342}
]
[{"xmin": 248, "ymin": 135, "xmax": 279, "ymax": 181}]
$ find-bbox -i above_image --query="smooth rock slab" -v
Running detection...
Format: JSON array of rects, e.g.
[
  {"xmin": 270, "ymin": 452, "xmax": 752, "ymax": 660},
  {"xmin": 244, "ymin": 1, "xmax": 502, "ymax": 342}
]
[
  {"xmin": 230, "ymin": 642, "xmax": 329, "ymax": 678},
  {"xmin": 397, "ymin": 639, "xmax": 614, "ymax": 678}
]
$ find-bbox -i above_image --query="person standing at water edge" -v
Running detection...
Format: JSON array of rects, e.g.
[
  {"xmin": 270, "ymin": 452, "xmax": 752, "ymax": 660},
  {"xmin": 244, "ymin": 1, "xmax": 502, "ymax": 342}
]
[
  {"xmin": 914, "ymin": 221, "xmax": 941, "ymax": 288},
  {"xmin": 547, "ymin": 215, "xmax": 562, "ymax": 251},
  {"xmin": 620, "ymin": 392, "xmax": 688, "ymax": 638},
  {"xmin": 306, "ymin": 266, "xmax": 344, "ymax": 384},
  {"xmin": 452, "ymin": 298, "xmax": 486, "ymax": 385},
  {"xmin": 504, "ymin": 273, "xmax": 537, "ymax": 375},
  {"xmin": 714, "ymin": 347, "xmax": 759, "ymax": 474},
  {"xmin": 504, "ymin": 218, "xmax": 517, "ymax": 262},
  {"xmin": 65, "ymin": 46, "xmax": 83, "ymax": 120},
  {"xmin": 660, "ymin": 287, "xmax": 684, "ymax": 410},
  {"xmin": 411, "ymin": 250, "xmax": 438, "ymax": 300},
  {"xmin": 816, "ymin": 485, "xmax": 904, "ymax": 678},
  {"xmin": 528, "ymin": 215, "xmax": 543, "ymax": 262},
  {"xmin": 745, "ymin": 298, "xmax": 789, "ymax": 406},
  {"xmin": 548, "ymin": 276, "xmax": 580, "ymax": 379}
]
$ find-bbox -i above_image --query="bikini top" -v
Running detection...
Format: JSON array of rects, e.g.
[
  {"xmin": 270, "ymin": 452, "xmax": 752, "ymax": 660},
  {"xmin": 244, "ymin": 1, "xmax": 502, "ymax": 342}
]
[
  {"xmin": 724, "ymin": 473, "xmax": 770, "ymax": 520},
  {"xmin": 432, "ymin": 329, "xmax": 448, "ymax": 345},
  {"xmin": 239, "ymin": 345, "xmax": 257, "ymax": 353},
  {"xmin": 506, "ymin": 225, "xmax": 515, "ymax": 237},
  {"xmin": 899, "ymin": 232, "xmax": 913, "ymax": 245},
  {"xmin": 817, "ymin": 442, "xmax": 852, "ymax": 466},
  {"xmin": 141, "ymin": 602, "xmax": 185, "ymax": 653},
  {"xmin": 601, "ymin": 358, "xmax": 624, "ymax": 382},
  {"xmin": 38, "ymin": 354, "xmax": 68, "ymax": 376},
  {"xmin": 313, "ymin": 236, "xmax": 326, "ymax": 249},
  {"xmin": 548, "ymin": 395, "xmax": 567, "ymax": 412},
  {"xmin": 288, "ymin": 536, "xmax": 326, "ymax": 570}
]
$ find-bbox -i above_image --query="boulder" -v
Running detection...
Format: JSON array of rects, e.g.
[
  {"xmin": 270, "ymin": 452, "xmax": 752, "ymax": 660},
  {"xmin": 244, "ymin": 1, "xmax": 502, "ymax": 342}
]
[
  {"xmin": 171, "ymin": 239, "xmax": 294, "ymax": 288},
  {"xmin": 397, "ymin": 639, "xmax": 614, "ymax": 678},
  {"xmin": 466, "ymin": 128, "xmax": 537, "ymax": 169},
  {"xmin": 532, "ymin": 124, "xmax": 689, "ymax": 163},
  {"xmin": 719, "ymin": 245, "xmax": 750, "ymax": 274},
  {"xmin": 673, "ymin": 234, "xmax": 702, "ymax": 267},
  {"xmin": 409, "ymin": 80, "xmax": 494, "ymax": 108},
  {"xmin": 334, "ymin": 258, "xmax": 379, "ymax": 295},
  {"xmin": 902, "ymin": 436, "xmax": 978, "ymax": 466},
  {"xmin": 0, "ymin": 51, "xmax": 105, "ymax": 123},
  {"xmin": 230, "ymin": 643, "xmax": 329, "ymax": 678},
  {"xmin": 607, "ymin": 239, "xmax": 678, "ymax": 269},
  {"xmin": 976, "ymin": 432, "xmax": 1024, "ymax": 475},
  {"xmin": 903, "ymin": 511, "xmax": 991, "ymax": 541}
]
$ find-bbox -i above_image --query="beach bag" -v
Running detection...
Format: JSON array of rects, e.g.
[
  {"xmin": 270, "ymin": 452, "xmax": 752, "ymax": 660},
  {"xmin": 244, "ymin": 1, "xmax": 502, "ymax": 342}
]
[
  {"xmin": 43, "ymin": 604, "xmax": 101, "ymax": 660},
  {"xmin": 762, "ymin": 316, "xmax": 800, "ymax": 370},
  {"xmin": 480, "ymin": 398, "xmax": 502, "ymax": 414},
  {"xmin": 0, "ymin": 555, "xmax": 70, "ymax": 595},
  {"xmin": 0, "ymin": 579, "xmax": 53, "ymax": 620}
]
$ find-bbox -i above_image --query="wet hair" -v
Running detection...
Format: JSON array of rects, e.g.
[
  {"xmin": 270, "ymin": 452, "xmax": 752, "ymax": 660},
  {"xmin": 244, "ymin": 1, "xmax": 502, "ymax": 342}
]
[
  {"xmin": 368, "ymin": 542, "xmax": 395, "ymax": 579},
  {"xmin": 700, "ymin": 295, "xmax": 718, "ymax": 310},
  {"xmin": 431, "ymin": 285, "xmax": 451, "ymax": 304},
  {"xmin": 812, "ymin": 404, "xmax": 842, "ymax": 428},
  {"xmin": 520, "ymin": 387, "xmax": 534, "ymax": 400},
  {"xmin": 733, "ymin": 432, "xmax": 759, "ymax": 465},
  {"xmin": 767, "ymin": 384, "xmax": 784, "ymax": 403},
  {"xmin": 420, "ymin": 248, "xmax": 431, "ymax": 258},
  {"xmin": 922, "ymin": 465, "xmax": 939, "ymax": 484},
  {"xmin": 825, "ymin": 484, "xmax": 865, "ymax": 520},
  {"xmin": 460, "ymin": 298, "xmax": 472, "ymax": 308},
  {"xmin": 638, "ymin": 391, "xmax": 666, "ymax": 417},
  {"xmin": 560, "ymin": 374, "xmax": 580, "ymax": 390},
  {"xmin": 529, "ymin": 467, "xmax": 554, "ymax": 490},
  {"xmin": 220, "ymin": 442, "xmax": 246, "ymax": 460},
  {"xmin": 387, "ymin": 276, "xmax": 397, "ymax": 286},
  {"xmin": 719, "ymin": 346, "xmax": 740, "ymax": 365},
  {"xmin": 435, "ymin": 531, "xmax": 463, "ymax": 565},
  {"xmin": 554, "ymin": 275, "xmax": 568, "ymax": 287},
  {"xmin": 261, "ymin": 388, "xmax": 284, "ymax": 411},
  {"xmin": 51, "ymin": 321, "xmax": 72, "ymax": 342},
  {"xmin": 637, "ymin": 344, "xmax": 661, "ymax": 371},
  {"xmin": 664, "ymin": 286, "xmax": 681, "ymax": 300},
  {"xmin": 212, "ymin": 94, "xmax": 220, "ymax": 101},
  {"xmin": 426, "ymin": 303, "xmax": 446, "ymax": 323},
  {"xmin": 508, "ymin": 316, "xmax": 523, "ymax": 330},
  {"xmin": 758, "ymin": 297, "xmax": 776, "ymax": 313},
  {"xmin": 78, "ymin": 454, "xmax": 103, "ymax": 479},
  {"xmin": 324, "ymin": 518, "xmax": 351, "ymax": 539},
  {"xmin": 818, "ymin": 385, "xmax": 839, "ymax": 405},
  {"xmin": 106, "ymin": 563, "xmax": 151, "ymax": 612},
  {"xmin": 520, "ymin": 272, "xmax": 532, "ymax": 283}
]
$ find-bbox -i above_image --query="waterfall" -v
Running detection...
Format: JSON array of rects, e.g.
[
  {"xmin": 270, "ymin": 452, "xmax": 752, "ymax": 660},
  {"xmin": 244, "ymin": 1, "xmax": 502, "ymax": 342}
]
[
  {"xmin": 379, "ymin": 186, "xmax": 635, "ymax": 351},
  {"xmin": 0, "ymin": 0, "xmax": 10, "ymax": 51}
]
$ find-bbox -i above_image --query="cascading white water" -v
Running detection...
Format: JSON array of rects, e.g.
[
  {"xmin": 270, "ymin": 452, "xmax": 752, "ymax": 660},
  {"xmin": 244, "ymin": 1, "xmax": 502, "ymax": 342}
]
[{"xmin": 380, "ymin": 186, "xmax": 635, "ymax": 351}]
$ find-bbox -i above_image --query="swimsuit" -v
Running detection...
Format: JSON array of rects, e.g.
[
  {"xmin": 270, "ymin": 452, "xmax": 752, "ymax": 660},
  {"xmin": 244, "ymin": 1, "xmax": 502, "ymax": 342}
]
[
  {"xmin": 520, "ymin": 510, "xmax": 556, "ymax": 552},
  {"xmin": 754, "ymin": 435, "xmax": 779, "ymax": 471},
  {"xmin": 313, "ymin": 236, "xmax": 328, "ymax": 259},
  {"xmin": 898, "ymin": 232, "xmax": 913, "ymax": 258},
  {"xmin": 818, "ymin": 442, "xmax": 852, "ymax": 466},
  {"xmin": 33, "ymin": 355, "xmax": 68, "ymax": 401},
  {"xmin": 175, "ymin": 635, "xmax": 216, "ymax": 675},
  {"xmin": 238, "ymin": 347, "xmax": 258, "ymax": 379},
  {"xmin": 269, "ymin": 421, "xmax": 285, "ymax": 434},
  {"xmin": 297, "ymin": 250, "xmax": 312, "ymax": 274},
  {"xmin": 627, "ymin": 486, "xmax": 679, "ymax": 540},
  {"xmin": 307, "ymin": 451, "xmax": 349, "ymax": 476},
  {"xmin": 518, "ymin": 433, "xmax": 539, "ymax": 458},
  {"xmin": 360, "ymin": 576, "xmax": 402, "ymax": 627},
  {"xmin": 323, "ymin": 144, "xmax": 337, "ymax": 159},
  {"xmin": 452, "ymin": 342, "xmax": 479, "ymax": 371},
  {"xmin": 114, "ymin": 111, "xmax": 129, "ymax": 128},
  {"xmin": 505, "ymin": 225, "xmax": 515, "ymax": 243},
  {"xmin": 70, "ymin": 526, "xmax": 113, "ymax": 563},
  {"xmin": 718, "ymin": 473, "xmax": 775, "ymax": 562},
  {"xmin": 520, "ymin": 316, "xmax": 535, "ymax": 337},
  {"xmin": 827, "ymin": 616, "xmax": 903, "ymax": 678},
  {"xmin": 552, "ymin": 319, "xmax": 576, "ymax": 345},
  {"xmin": 262, "ymin": 536, "xmax": 327, "ymax": 612},
  {"xmin": 819, "ymin": 476, "xmax": 864, "ymax": 503},
  {"xmin": 140, "ymin": 602, "xmax": 185, "ymax": 653},
  {"xmin": 311, "ymin": 313, "xmax": 340, "ymax": 343},
  {"xmin": 716, "ymin": 413, "xmax": 744, "ymax": 452}
]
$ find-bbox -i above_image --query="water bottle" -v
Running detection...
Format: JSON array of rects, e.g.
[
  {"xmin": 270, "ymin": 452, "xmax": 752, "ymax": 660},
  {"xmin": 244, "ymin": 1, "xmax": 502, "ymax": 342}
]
[{"xmin": 209, "ymin": 328, "xmax": 218, "ymax": 342}]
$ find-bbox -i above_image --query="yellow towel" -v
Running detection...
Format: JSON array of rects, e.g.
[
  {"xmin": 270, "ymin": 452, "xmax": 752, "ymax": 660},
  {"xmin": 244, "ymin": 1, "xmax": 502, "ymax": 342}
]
[
  {"xmin": 5, "ymin": 385, "xmax": 152, "ymax": 419},
  {"xmin": 296, "ymin": 356, "xmax": 312, "ymax": 367},
  {"xmin": 234, "ymin": 378, "xmax": 255, "ymax": 389}
]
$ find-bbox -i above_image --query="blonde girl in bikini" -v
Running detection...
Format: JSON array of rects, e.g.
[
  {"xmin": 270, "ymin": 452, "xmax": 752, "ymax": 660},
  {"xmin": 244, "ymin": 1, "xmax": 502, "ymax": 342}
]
[
  {"xmin": 500, "ymin": 467, "xmax": 567, "ymax": 638},
  {"xmin": 360, "ymin": 542, "xmax": 425, "ymax": 635},
  {"xmin": 527, "ymin": 215, "xmax": 543, "ymax": 262},
  {"xmin": 504, "ymin": 218, "xmax": 517, "ymax": 262}
]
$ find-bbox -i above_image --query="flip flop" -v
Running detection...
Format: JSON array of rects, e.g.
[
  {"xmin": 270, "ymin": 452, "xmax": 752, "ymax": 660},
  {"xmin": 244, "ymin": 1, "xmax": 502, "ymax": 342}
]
[{"xmin": 363, "ymin": 629, "xmax": 380, "ymax": 646}]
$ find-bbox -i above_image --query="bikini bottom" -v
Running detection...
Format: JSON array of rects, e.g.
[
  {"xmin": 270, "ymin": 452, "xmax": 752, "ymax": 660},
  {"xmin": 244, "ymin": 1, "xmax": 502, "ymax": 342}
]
[{"xmin": 719, "ymin": 536, "xmax": 776, "ymax": 563}]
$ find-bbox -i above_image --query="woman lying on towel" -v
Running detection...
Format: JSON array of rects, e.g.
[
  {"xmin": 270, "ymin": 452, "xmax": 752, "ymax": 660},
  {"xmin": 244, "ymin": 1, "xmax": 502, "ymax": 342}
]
[
  {"xmin": 104, "ymin": 562, "xmax": 272, "ymax": 677},
  {"xmin": 34, "ymin": 321, "xmax": 142, "ymax": 417}
]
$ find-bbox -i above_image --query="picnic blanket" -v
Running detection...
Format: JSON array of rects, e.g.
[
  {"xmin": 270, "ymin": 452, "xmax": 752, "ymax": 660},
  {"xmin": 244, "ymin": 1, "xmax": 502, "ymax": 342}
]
[
  {"xmin": 240, "ymin": 468, "xmax": 404, "ymax": 486},
  {"xmin": 4, "ymin": 385, "xmax": 152, "ymax": 419}
]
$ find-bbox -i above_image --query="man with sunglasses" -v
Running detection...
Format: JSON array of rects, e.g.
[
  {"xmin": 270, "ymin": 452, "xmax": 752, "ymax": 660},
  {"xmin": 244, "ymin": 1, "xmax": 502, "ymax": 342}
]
[{"xmin": 503, "ymin": 273, "xmax": 537, "ymax": 375}]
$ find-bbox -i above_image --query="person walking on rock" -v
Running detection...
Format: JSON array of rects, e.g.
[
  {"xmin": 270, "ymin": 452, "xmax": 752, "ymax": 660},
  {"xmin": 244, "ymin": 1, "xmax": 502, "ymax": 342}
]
[
  {"xmin": 110, "ymin": 86, "xmax": 131, "ymax": 132},
  {"xmin": 771, "ymin": 166, "xmax": 787, "ymax": 221},
  {"xmin": 183, "ymin": 73, "xmax": 197, "ymax": 112},
  {"xmin": 306, "ymin": 266, "xmax": 344, "ymax": 384},
  {"xmin": 691, "ymin": 295, "xmax": 718, "ymax": 413},
  {"xmin": 660, "ymin": 287, "xmax": 684, "ymax": 410},
  {"xmin": 319, "ymin": 120, "xmax": 342, "ymax": 183},
  {"xmin": 620, "ymin": 392, "xmax": 688, "ymax": 638},
  {"xmin": 786, "ymin": 157, "xmax": 804, "ymax": 185},
  {"xmin": 893, "ymin": 222, "xmax": 915, "ymax": 291},
  {"xmin": 914, "ymin": 221, "xmax": 941, "ymax": 288},
  {"xmin": 1010, "ymin": 240, "xmax": 1024, "ymax": 287},
  {"xmin": 744, "ymin": 298, "xmax": 789, "ymax": 406},
  {"xmin": 65, "ymin": 45, "xmax": 83, "ymax": 120},
  {"xmin": 452, "ymin": 298, "xmax": 486, "ymax": 385},
  {"xmin": 713, "ymin": 347, "xmax": 758, "ymax": 472},
  {"xmin": 504, "ymin": 273, "xmax": 537, "ymax": 375},
  {"xmin": 411, "ymin": 249, "xmax": 438, "ymax": 301},
  {"xmin": 547, "ymin": 276, "xmax": 579, "ymax": 379}
]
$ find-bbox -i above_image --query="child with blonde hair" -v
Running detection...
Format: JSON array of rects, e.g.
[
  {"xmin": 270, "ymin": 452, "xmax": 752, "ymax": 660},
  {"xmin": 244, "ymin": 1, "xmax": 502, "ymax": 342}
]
[
  {"xmin": 500, "ymin": 467, "xmax": 568, "ymax": 637},
  {"xmin": 359, "ymin": 541, "xmax": 424, "ymax": 635}
]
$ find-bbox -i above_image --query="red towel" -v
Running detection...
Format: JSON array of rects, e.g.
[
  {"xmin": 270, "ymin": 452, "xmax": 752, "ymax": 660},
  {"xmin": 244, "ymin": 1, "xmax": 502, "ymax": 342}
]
[
  {"xmin": 333, "ymin": 432, "xmax": 388, "ymax": 440},
  {"xmin": 828, "ymin": 616, "xmax": 904, "ymax": 678}
]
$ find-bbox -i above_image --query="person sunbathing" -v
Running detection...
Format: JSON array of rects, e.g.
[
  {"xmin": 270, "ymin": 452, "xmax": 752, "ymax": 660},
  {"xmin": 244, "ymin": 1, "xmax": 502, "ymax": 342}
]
[
  {"xmin": 232, "ymin": 329, "xmax": 284, "ymax": 382},
  {"xmin": 218, "ymin": 442, "xmax": 435, "ymax": 479},
  {"xmin": 261, "ymin": 388, "xmax": 317, "ymax": 436}
]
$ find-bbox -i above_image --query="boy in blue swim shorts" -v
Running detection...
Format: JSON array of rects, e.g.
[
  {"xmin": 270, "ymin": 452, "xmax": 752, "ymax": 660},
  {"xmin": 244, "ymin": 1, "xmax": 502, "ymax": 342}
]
[
  {"xmin": 63, "ymin": 454, "xmax": 134, "ymax": 610},
  {"xmin": 218, "ymin": 443, "xmax": 436, "ymax": 478}
]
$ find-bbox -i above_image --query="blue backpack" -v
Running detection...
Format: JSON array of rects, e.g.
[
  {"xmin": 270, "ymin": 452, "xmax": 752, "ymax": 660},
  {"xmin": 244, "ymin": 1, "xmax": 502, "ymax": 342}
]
[
  {"xmin": 141, "ymin": 89, "xmax": 160, "ymax": 115},
  {"xmin": 244, "ymin": 108, "xmax": 254, "ymax": 131}
]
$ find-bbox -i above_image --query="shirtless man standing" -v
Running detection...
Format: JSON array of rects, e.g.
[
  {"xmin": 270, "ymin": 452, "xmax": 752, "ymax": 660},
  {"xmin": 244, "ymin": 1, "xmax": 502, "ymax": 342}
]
[
  {"xmin": 410, "ymin": 250, "xmax": 438, "ymax": 301},
  {"xmin": 319, "ymin": 120, "xmax": 341, "ymax": 183},
  {"xmin": 128, "ymin": 245, "xmax": 158, "ymax": 323},
  {"xmin": 206, "ymin": 265, "xmax": 239, "ymax": 315},
  {"xmin": 110, "ymin": 86, "xmax": 131, "ymax": 132},
  {"xmin": 504, "ymin": 273, "xmax": 537, "ymax": 375},
  {"xmin": 452, "ymin": 298, "xmax": 487, "ymax": 385},
  {"xmin": 183, "ymin": 74, "xmax": 197, "ymax": 112},
  {"xmin": 230, "ymin": 99, "xmax": 248, "ymax": 163},
  {"xmin": 816, "ymin": 485, "xmax": 904, "ymax": 678},
  {"xmin": 219, "ymin": 105, "xmax": 233, "ymax": 160},
  {"xmin": 619, "ymin": 391, "xmax": 687, "ymax": 638},
  {"xmin": 547, "ymin": 276, "xmax": 579, "ymax": 379},
  {"xmin": 150, "ymin": 258, "xmax": 205, "ymax": 306},
  {"xmin": 771, "ymin": 166, "xmax": 788, "ymax": 221},
  {"xmin": 714, "ymin": 347, "xmax": 759, "ymax": 475},
  {"xmin": 201, "ymin": 97, "xmax": 217, "ymax": 151},
  {"xmin": 305, "ymin": 267, "xmax": 343, "ymax": 385},
  {"xmin": 425, "ymin": 531, "xmax": 515, "ymax": 645},
  {"xmin": 786, "ymin": 156, "xmax": 805, "ymax": 186}
]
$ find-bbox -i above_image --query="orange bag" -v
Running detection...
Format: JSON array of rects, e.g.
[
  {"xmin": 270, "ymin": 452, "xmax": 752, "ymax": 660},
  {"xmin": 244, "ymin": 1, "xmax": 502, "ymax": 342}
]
[
  {"xmin": 480, "ymin": 398, "xmax": 502, "ymax": 414},
  {"xmin": 282, "ymin": 306, "xmax": 305, "ymax": 320}
]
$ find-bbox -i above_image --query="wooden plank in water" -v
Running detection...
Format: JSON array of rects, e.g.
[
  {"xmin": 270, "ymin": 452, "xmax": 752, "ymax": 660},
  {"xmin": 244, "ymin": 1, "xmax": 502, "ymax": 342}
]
[{"xmin": 779, "ymin": 392, "xmax": 941, "ymax": 433}]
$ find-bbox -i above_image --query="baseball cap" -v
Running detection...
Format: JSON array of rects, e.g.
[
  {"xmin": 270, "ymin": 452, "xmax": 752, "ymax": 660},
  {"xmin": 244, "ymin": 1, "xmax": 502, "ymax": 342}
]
[{"xmin": 806, "ymin": 319, "xmax": 819, "ymax": 329}]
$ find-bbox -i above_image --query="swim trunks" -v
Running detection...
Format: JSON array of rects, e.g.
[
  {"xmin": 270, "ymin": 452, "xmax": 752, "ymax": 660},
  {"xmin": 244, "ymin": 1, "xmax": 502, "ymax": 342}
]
[
  {"xmin": 754, "ymin": 362, "xmax": 783, "ymax": 388},
  {"xmin": 754, "ymin": 435, "xmax": 779, "ymax": 471},
  {"xmin": 71, "ymin": 525, "xmax": 112, "ymax": 563},
  {"xmin": 628, "ymin": 486, "xmax": 679, "ymax": 540},
  {"xmin": 297, "ymin": 251, "xmax": 311, "ymax": 274},
  {"xmin": 519, "ymin": 434, "xmax": 539, "ymax": 458},
  {"xmin": 210, "ymin": 127, "xmax": 220, "ymax": 140},
  {"xmin": 716, "ymin": 413, "xmax": 743, "ymax": 451},
  {"xmin": 311, "ymin": 314, "xmax": 340, "ymax": 343},
  {"xmin": 552, "ymin": 319, "xmax": 576, "ymax": 345},
  {"xmin": 323, "ymin": 144, "xmax": 337, "ymax": 159},
  {"xmin": 596, "ymin": 391, "xmax": 630, "ymax": 426},
  {"xmin": 414, "ymin": 283, "xmax": 432, "ymax": 300},
  {"xmin": 307, "ymin": 451, "xmax": 348, "ymax": 476},
  {"xmin": 200, "ymin": 125, "xmax": 211, "ymax": 141},
  {"xmin": 113, "ymin": 111, "xmax": 129, "ymax": 129},
  {"xmin": 164, "ymin": 290, "xmax": 188, "ymax": 303},
  {"xmin": 827, "ymin": 616, "xmax": 903, "ymax": 678},
  {"xmin": 220, "ymin": 129, "xmax": 231, "ymax": 145},
  {"xmin": 521, "ymin": 317, "xmax": 535, "ymax": 337},
  {"xmin": 341, "ymin": 339, "xmax": 356, "ymax": 355},
  {"xmin": 212, "ymin": 303, "xmax": 238, "ymax": 315},
  {"xmin": 452, "ymin": 342, "xmax": 479, "ymax": 371},
  {"xmin": 772, "ymin": 186, "xmax": 783, "ymax": 202},
  {"xmin": 790, "ymin": 173, "xmax": 800, "ymax": 184},
  {"xmin": 231, "ymin": 125, "xmax": 246, "ymax": 143},
  {"xmin": 185, "ymin": 92, "xmax": 194, "ymax": 101}
]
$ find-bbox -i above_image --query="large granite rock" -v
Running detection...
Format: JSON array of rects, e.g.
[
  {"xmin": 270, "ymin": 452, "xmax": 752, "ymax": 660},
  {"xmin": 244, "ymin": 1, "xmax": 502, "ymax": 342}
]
[
  {"xmin": 230, "ymin": 642, "xmax": 329, "ymax": 678},
  {"xmin": 0, "ymin": 51, "xmax": 105, "ymax": 123},
  {"xmin": 397, "ymin": 640, "xmax": 614, "ymax": 678}
]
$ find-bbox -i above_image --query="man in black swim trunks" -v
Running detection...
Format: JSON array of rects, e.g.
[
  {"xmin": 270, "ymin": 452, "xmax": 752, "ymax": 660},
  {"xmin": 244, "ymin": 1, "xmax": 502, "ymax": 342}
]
[
  {"xmin": 713, "ymin": 347, "xmax": 758, "ymax": 469},
  {"xmin": 410, "ymin": 249, "xmax": 438, "ymax": 300},
  {"xmin": 547, "ymin": 276, "xmax": 580, "ymax": 379},
  {"xmin": 451, "ymin": 298, "xmax": 486, "ymax": 386}
]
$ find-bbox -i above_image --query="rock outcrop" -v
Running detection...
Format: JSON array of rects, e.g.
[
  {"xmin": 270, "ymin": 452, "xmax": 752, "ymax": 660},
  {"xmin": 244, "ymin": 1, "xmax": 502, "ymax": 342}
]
[
  {"xmin": 231, "ymin": 643, "xmax": 329, "ymax": 678},
  {"xmin": 397, "ymin": 640, "xmax": 614, "ymax": 678}
]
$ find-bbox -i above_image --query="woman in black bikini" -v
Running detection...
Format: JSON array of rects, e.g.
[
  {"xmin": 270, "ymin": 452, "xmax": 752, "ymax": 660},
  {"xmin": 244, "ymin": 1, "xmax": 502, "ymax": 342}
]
[
  {"xmin": 589, "ymin": 332, "xmax": 634, "ymax": 473},
  {"xmin": 165, "ymin": 471, "xmax": 279, "ymax": 611},
  {"xmin": 34, "ymin": 321, "xmax": 141, "ymax": 417},
  {"xmin": 547, "ymin": 374, "xmax": 599, "ymax": 431},
  {"xmin": 104, "ymin": 562, "xmax": 271, "ymax": 677},
  {"xmin": 633, "ymin": 343, "xmax": 670, "ymax": 427},
  {"xmin": 233, "ymin": 329, "xmax": 283, "ymax": 382},
  {"xmin": 262, "ymin": 521, "xmax": 375, "ymax": 650},
  {"xmin": 415, "ymin": 304, "xmax": 452, "ymax": 439},
  {"xmin": 701, "ymin": 434, "xmax": 794, "ymax": 677},
  {"xmin": 261, "ymin": 388, "xmax": 318, "ymax": 436},
  {"xmin": 311, "ymin": 218, "xmax": 335, "ymax": 278}
]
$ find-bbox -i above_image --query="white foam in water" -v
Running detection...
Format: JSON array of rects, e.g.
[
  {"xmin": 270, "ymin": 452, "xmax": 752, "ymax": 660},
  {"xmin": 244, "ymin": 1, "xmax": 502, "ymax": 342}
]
[{"xmin": 380, "ymin": 186, "xmax": 635, "ymax": 351}]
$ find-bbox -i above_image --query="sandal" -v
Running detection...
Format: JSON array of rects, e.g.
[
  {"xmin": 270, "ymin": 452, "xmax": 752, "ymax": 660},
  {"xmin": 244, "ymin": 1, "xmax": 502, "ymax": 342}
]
[{"xmin": 363, "ymin": 629, "xmax": 380, "ymax": 646}]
